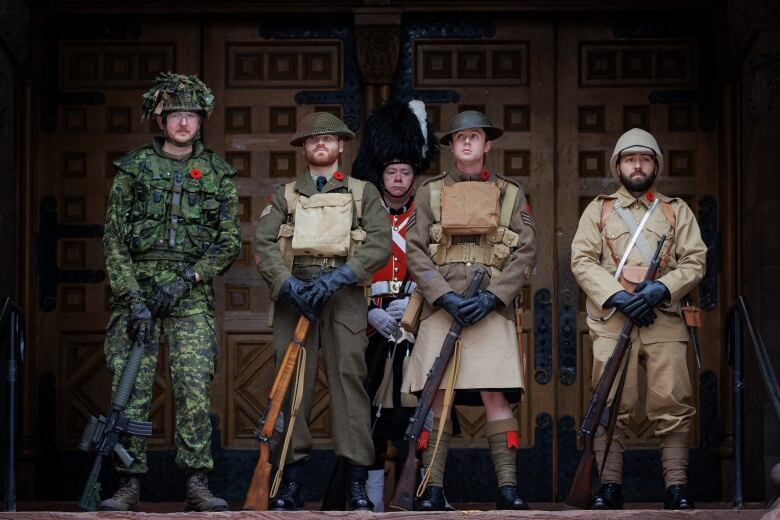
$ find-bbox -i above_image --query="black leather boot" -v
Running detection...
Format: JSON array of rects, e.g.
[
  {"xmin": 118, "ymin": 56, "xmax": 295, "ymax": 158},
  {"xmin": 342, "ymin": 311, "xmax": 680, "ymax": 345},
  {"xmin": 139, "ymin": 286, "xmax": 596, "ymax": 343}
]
[
  {"xmin": 269, "ymin": 481, "xmax": 303, "ymax": 511},
  {"xmin": 592, "ymin": 482, "xmax": 624, "ymax": 510},
  {"xmin": 496, "ymin": 485, "xmax": 529, "ymax": 510},
  {"xmin": 416, "ymin": 485, "xmax": 446, "ymax": 511},
  {"xmin": 346, "ymin": 480, "xmax": 373, "ymax": 511},
  {"xmin": 664, "ymin": 484, "xmax": 695, "ymax": 510}
]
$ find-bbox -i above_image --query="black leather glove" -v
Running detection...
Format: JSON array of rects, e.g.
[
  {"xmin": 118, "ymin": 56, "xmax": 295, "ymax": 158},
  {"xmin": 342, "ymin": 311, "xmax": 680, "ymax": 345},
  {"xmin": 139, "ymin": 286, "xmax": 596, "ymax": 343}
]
[
  {"xmin": 148, "ymin": 276, "xmax": 191, "ymax": 318},
  {"xmin": 434, "ymin": 291, "xmax": 468, "ymax": 326},
  {"xmin": 278, "ymin": 276, "xmax": 318, "ymax": 322},
  {"xmin": 304, "ymin": 264, "xmax": 359, "ymax": 311},
  {"xmin": 633, "ymin": 280, "xmax": 670, "ymax": 308},
  {"xmin": 127, "ymin": 301, "xmax": 152, "ymax": 341},
  {"xmin": 458, "ymin": 290, "xmax": 501, "ymax": 325},
  {"xmin": 605, "ymin": 290, "xmax": 656, "ymax": 327}
]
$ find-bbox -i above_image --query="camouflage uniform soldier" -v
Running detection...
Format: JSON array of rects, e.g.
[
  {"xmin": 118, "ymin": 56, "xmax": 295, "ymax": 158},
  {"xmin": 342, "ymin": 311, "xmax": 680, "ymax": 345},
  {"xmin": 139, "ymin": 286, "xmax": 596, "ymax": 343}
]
[
  {"xmin": 571, "ymin": 128, "xmax": 706, "ymax": 510},
  {"xmin": 253, "ymin": 112, "xmax": 391, "ymax": 511},
  {"xmin": 101, "ymin": 73, "xmax": 240, "ymax": 511},
  {"xmin": 402, "ymin": 111, "xmax": 537, "ymax": 511}
]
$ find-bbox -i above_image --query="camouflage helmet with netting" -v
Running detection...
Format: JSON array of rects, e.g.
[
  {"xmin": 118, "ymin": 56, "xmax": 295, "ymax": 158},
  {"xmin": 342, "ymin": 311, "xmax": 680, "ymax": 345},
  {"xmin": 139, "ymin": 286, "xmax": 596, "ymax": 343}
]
[
  {"xmin": 290, "ymin": 112, "xmax": 355, "ymax": 146},
  {"xmin": 142, "ymin": 72, "xmax": 215, "ymax": 119}
]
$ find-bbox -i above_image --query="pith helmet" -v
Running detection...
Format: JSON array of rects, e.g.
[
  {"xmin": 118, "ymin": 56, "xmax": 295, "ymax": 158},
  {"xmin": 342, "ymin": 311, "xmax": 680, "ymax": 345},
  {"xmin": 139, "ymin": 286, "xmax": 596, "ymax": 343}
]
[
  {"xmin": 142, "ymin": 72, "xmax": 215, "ymax": 119},
  {"xmin": 440, "ymin": 110, "xmax": 503, "ymax": 145},
  {"xmin": 351, "ymin": 100, "xmax": 439, "ymax": 189},
  {"xmin": 290, "ymin": 112, "xmax": 355, "ymax": 146},
  {"xmin": 610, "ymin": 128, "xmax": 664, "ymax": 177}
]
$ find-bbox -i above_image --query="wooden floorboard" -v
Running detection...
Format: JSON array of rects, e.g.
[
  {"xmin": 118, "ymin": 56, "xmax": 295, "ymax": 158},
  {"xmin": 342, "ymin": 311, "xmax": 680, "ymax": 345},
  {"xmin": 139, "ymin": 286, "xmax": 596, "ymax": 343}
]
[{"xmin": 0, "ymin": 502, "xmax": 774, "ymax": 519}]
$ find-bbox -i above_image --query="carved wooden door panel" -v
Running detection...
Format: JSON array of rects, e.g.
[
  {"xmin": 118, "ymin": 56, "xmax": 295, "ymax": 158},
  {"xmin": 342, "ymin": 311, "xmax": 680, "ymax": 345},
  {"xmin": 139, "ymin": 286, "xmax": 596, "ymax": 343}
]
[
  {"xmin": 31, "ymin": 22, "xmax": 202, "ymax": 456},
  {"xmin": 202, "ymin": 21, "xmax": 356, "ymax": 451},
  {"xmin": 555, "ymin": 21, "xmax": 724, "ymax": 501}
]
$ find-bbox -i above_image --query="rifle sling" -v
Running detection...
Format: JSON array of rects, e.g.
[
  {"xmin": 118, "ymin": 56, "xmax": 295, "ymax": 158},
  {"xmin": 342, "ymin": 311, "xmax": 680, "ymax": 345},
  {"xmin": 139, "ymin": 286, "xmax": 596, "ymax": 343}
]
[
  {"xmin": 271, "ymin": 346, "xmax": 307, "ymax": 498},
  {"xmin": 417, "ymin": 338, "xmax": 461, "ymax": 497}
]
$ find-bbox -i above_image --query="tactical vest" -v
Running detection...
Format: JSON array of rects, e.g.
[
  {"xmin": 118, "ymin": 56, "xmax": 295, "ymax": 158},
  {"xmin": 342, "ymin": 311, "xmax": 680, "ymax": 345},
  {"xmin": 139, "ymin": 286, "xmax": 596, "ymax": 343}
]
[
  {"xmin": 119, "ymin": 146, "xmax": 234, "ymax": 263},
  {"xmin": 276, "ymin": 177, "xmax": 368, "ymax": 272},
  {"xmin": 427, "ymin": 175, "xmax": 520, "ymax": 277}
]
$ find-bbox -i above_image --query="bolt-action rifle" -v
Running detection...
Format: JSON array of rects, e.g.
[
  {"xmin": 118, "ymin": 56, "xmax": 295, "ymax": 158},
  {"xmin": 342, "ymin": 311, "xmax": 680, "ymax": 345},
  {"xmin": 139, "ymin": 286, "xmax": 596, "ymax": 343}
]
[
  {"xmin": 244, "ymin": 316, "xmax": 309, "ymax": 510},
  {"xmin": 389, "ymin": 269, "xmax": 486, "ymax": 511},
  {"xmin": 565, "ymin": 236, "xmax": 666, "ymax": 509}
]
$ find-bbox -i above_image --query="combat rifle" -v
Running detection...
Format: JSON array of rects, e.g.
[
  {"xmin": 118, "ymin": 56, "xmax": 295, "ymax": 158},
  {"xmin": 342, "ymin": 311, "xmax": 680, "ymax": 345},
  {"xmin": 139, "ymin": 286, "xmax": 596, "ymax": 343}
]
[
  {"xmin": 566, "ymin": 236, "xmax": 666, "ymax": 509},
  {"xmin": 244, "ymin": 316, "xmax": 309, "ymax": 510},
  {"xmin": 389, "ymin": 268, "xmax": 486, "ymax": 511},
  {"xmin": 78, "ymin": 328, "xmax": 154, "ymax": 511}
]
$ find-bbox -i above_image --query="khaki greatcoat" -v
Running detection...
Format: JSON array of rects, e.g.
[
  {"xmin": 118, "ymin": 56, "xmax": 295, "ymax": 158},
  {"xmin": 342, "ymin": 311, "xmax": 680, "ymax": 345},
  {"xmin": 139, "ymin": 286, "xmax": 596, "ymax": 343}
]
[{"xmin": 402, "ymin": 169, "xmax": 536, "ymax": 393}]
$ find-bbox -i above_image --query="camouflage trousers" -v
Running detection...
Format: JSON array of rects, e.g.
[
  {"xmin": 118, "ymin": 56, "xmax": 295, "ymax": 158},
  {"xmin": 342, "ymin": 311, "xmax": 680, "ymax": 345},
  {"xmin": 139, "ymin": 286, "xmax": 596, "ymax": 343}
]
[{"xmin": 104, "ymin": 310, "xmax": 217, "ymax": 474}]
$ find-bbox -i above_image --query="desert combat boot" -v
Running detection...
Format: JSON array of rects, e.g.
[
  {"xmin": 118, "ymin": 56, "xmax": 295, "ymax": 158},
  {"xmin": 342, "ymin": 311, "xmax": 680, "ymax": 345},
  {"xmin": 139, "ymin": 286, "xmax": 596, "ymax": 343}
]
[
  {"xmin": 98, "ymin": 476, "xmax": 140, "ymax": 511},
  {"xmin": 184, "ymin": 471, "xmax": 228, "ymax": 512}
]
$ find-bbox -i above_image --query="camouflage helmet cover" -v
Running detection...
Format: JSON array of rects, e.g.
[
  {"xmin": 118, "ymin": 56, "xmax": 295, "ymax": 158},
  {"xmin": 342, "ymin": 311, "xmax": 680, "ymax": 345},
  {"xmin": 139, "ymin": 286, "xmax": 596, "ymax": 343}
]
[
  {"xmin": 440, "ymin": 110, "xmax": 504, "ymax": 145},
  {"xmin": 290, "ymin": 112, "xmax": 355, "ymax": 146},
  {"xmin": 142, "ymin": 72, "xmax": 215, "ymax": 119},
  {"xmin": 610, "ymin": 128, "xmax": 664, "ymax": 177}
]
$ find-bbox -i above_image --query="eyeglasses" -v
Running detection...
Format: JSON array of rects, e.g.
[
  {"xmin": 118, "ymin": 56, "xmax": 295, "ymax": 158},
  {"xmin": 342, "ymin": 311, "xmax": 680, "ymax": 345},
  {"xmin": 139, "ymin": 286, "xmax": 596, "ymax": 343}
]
[{"xmin": 168, "ymin": 112, "xmax": 200, "ymax": 123}]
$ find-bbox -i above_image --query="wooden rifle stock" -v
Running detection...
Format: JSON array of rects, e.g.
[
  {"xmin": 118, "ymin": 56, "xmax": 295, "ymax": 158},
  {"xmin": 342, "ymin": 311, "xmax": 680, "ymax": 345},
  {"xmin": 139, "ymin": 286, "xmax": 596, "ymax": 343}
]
[
  {"xmin": 565, "ymin": 236, "xmax": 666, "ymax": 508},
  {"xmin": 389, "ymin": 269, "xmax": 487, "ymax": 511},
  {"xmin": 244, "ymin": 316, "xmax": 310, "ymax": 510}
]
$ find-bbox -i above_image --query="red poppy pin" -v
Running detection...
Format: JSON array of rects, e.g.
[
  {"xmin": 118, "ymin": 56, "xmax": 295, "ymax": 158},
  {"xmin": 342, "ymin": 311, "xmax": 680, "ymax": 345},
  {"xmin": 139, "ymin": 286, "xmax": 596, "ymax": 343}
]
[
  {"xmin": 333, "ymin": 171, "xmax": 345, "ymax": 181},
  {"xmin": 646, "ymin": 191, "xmax": 655, "ymax": 202},
  {"xmin": 190, "ymin": 168, "xmax": 203, "ymax": 180},
  {"xmin": 480, "ymin": 168, "xmax": 490, "ymax": 181}
]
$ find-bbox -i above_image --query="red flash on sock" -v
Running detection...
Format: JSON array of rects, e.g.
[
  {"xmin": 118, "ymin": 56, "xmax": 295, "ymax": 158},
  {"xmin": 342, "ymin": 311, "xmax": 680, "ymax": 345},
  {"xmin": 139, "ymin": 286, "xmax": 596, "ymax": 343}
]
[
  {"xmin": 417, "ymin": 431, "xmax": 430, "ymax": 450},
  {"xmin": 507, "ymin": 431, "xmax": 520, "ymax": 449}
]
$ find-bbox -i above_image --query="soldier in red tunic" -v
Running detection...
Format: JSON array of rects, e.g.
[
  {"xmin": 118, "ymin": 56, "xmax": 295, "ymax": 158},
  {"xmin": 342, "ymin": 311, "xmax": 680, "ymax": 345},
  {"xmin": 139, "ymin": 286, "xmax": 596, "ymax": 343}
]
[{"xmin": 351, "ymin": 100, "xmax": 438, "ymax": 511}]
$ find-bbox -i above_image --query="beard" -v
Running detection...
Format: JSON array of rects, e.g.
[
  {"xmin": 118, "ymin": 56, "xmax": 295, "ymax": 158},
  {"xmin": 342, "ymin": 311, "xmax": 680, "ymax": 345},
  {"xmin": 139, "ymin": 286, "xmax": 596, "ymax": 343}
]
[
  {"xmin": 619, "ymin": 170, "xmax": 656, "ymax": 193},
  {"xmin": 305, "ymin": 147, "xmax": 339, "ymax": 168}
]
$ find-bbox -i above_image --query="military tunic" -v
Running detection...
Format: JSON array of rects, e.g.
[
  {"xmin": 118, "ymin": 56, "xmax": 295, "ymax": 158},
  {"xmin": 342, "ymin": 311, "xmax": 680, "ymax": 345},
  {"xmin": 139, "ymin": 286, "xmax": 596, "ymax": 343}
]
[
  {"xmin": 402, "ymin": 169, "xmax": 536, "ymax": 393},
  {"xmin": 253, "ymin": 170, "xmax": 391, "ymax": 466},
  {"xmin": 571, "ymin": 186, "xmax": 705, "ymax": 440},
  {"xmin": 103, "ymin": 137, "xmax": 240, "ymax": 474}
]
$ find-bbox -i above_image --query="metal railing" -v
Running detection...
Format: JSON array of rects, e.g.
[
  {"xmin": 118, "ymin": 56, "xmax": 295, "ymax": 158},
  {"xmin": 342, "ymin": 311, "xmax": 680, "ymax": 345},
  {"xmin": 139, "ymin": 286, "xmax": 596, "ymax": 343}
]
[
  {"xmin": 0, "ymin": 298, "xmax": 25, "ymax": 513},
  {"xmin": 726, "ymin": 296, "xmax": 780, "ymax": 509}
]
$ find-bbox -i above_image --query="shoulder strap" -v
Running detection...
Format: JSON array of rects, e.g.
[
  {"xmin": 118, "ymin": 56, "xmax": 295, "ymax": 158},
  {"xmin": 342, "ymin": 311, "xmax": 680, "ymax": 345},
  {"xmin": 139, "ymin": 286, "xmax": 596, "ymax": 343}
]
[
  {"xmin": 499, "ymin": 182, "xmax": 519, "ymax": 228},
  {"xmin": 347, "ymin": 177, "xmax": 365, "ymax": 220},
  {"xmin": 660, "ymin": 201, "xmax": 676, "ymax": 230},
  {"xmin": 599, "ymin": 198, "xmax": 616, "ymax": 231},
  {"xmin": 284, "ymin": 181, "xmax": 299, "ymax": 221},
  {"xmin": 430, "ymin": 179, "xmax": 443, "ymax": 223}
]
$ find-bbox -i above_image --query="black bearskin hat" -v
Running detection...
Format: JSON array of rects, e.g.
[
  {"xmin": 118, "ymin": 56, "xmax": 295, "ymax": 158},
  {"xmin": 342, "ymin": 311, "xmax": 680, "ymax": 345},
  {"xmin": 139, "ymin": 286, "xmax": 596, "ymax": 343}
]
[{"xmin": 351, "ymin": 100, "xmax": 438, "ymax": 190}]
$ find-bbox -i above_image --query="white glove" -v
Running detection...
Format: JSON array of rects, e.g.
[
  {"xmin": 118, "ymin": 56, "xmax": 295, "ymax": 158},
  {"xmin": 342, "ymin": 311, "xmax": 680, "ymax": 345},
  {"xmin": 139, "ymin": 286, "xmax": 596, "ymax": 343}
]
[
  {"xmin": 368, "ymin": 308, "xmax": 399, "ymax": 339},
  {"xmin": 386, "ymin": 297, "xmax": 409, "ymax": 321}
]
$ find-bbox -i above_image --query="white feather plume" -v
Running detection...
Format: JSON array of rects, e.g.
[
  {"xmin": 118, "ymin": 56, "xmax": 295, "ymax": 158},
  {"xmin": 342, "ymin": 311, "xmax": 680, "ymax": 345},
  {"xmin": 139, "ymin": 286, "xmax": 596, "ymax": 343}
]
[{"xmin": 408, "ymin": 99, "xmax": 428, "ymax": 157}]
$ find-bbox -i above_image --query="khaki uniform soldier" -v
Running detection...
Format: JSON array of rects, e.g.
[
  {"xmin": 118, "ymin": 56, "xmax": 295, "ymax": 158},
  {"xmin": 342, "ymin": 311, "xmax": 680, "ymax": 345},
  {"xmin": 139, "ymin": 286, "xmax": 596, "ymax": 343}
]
[
  {"xmin": 101, "ymin": 73, "xmax": 240, "ymax": 512},
  {"xmin": 402, "ymin": 111, "xmax": 537, "ymax": 511},
  {"xmin": 253, "ymin": 112, "xmax": 391, "ymax": 511},
  {"xmin": 571, "ymin": 128, "xmax": 706, "ymax": 510}
]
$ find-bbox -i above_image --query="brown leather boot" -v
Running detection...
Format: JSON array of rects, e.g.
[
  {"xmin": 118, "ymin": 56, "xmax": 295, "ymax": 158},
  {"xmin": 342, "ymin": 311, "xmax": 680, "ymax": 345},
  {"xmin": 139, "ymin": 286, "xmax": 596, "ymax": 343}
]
[
  {"xmin": 184, "ymin": 471, "xmax": 228, "ymax": 512},
  {"xmin": 98, "ymin": 476, "xmax": 140, "ymax": 511}
]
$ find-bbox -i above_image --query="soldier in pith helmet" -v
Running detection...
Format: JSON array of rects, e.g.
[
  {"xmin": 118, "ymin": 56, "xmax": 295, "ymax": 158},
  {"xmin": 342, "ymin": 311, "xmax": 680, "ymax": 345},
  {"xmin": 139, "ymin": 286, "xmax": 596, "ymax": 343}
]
[
  {"xmin": 571, "ymin": 128, "xmax": 706, "ymax": 510},
  {"xmin": 101, "ymin": 72, "xmax": 239, "ymax": 512}
]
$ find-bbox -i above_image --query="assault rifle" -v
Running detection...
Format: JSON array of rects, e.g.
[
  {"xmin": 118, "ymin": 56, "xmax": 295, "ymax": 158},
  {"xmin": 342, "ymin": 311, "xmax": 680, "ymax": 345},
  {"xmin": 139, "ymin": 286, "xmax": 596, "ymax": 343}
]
[
  {"xmin": 244, "ymin": 316, "xmax": 309, "ymax": 510},
  {"xmin": 78, "ymin": 328, "xmax": 154, "ymax": 511},
  {"xmin": 566, "ymin": 236, "xmax": 666, "ymax": 509},
  {"xmin": 389, "ymin": 268, "xmax": 486, "ymax": 511}
]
